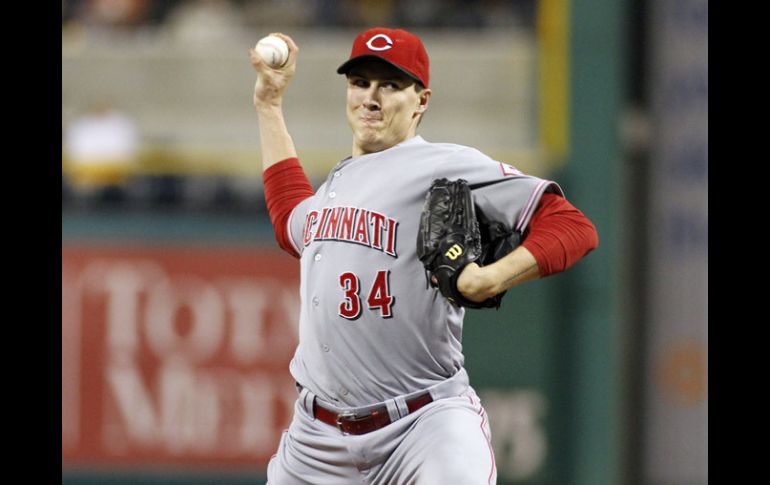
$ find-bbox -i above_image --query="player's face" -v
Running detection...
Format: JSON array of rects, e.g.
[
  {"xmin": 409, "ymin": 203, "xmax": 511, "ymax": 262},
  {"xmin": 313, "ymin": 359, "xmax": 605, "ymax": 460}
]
[{"xmin": 346, "ymin": 62, "xmax": 431, "ymax": 156}]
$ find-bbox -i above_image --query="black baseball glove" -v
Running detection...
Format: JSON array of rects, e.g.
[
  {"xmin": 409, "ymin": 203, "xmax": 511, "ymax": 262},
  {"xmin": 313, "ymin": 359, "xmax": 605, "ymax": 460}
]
[{"xmin": 416, "ymin": 178, "xmax": 520, "ymax": 309}]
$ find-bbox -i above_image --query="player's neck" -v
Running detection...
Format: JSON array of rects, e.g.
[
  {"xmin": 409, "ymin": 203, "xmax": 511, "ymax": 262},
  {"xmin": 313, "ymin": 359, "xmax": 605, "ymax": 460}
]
[{"xmin": 352, "ymin": 133, "xmax": 419, "ymax": 157}]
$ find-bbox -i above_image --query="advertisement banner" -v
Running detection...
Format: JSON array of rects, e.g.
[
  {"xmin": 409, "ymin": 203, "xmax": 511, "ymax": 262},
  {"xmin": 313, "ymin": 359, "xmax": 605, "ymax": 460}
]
[{"xmin": 62, "ymin": 245, "xmax": 300, "ymax": 469}]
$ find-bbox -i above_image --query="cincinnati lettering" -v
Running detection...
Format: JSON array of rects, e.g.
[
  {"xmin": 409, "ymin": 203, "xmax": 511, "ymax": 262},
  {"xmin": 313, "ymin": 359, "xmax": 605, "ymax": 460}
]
[{"xmin": 302, "ymin": 206, "xmax": 398, "ymax": 257}]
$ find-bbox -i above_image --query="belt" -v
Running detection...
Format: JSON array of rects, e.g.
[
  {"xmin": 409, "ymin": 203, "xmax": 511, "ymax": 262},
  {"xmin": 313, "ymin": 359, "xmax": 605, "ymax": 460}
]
[{"xmin": 312, "ymin": 392, "xmax": 434, "ymax": 435}]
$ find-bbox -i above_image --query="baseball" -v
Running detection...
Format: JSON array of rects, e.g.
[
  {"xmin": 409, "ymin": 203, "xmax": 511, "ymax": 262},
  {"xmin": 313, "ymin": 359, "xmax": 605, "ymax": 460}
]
[{"xmin": 256, "ymin": 35, "xmax": 289, "ymax": 68}]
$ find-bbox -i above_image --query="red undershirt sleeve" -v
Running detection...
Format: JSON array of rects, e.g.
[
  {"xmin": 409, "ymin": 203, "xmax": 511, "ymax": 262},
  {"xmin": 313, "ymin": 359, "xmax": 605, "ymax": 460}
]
[
  {"xmin": 263, "ymin": 157, "xmax": 315, "ymax": 258},
  {"xmin": 521, "ymin": 192, "xmax": 599, "ymax": 277}
]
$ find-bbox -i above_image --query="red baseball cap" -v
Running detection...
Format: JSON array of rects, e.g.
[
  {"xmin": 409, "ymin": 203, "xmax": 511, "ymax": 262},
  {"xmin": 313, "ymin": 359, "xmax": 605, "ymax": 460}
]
[{"xmin": 337, "ymin": 27, "xmax": 430, "ymax": 88}]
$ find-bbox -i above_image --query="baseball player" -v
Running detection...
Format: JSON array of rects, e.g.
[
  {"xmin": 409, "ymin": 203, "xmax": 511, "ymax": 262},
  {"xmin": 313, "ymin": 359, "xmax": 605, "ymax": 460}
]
[{"xmin": 249, "ymin": 28, "xmax": 598, "ymax": 485}]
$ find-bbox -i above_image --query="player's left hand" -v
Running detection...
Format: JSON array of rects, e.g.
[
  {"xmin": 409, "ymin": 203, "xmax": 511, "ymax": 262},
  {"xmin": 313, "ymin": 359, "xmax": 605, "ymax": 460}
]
[{"xmin": 417, "ymin": 178, "xmax": 502, "ymax": 309}]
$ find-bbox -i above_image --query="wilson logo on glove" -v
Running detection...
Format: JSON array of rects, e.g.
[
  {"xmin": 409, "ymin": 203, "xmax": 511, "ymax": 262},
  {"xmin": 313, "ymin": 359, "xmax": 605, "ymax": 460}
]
[{"xmin": 445, "ymin": 244, "xmax": 463, "ymax": 260}]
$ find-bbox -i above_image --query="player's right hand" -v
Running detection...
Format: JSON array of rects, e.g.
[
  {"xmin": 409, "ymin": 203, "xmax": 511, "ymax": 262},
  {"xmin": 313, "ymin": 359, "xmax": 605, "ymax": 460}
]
[{"xmin": 249, "ymin": 32, "xmax": 299, "ymax": 111}]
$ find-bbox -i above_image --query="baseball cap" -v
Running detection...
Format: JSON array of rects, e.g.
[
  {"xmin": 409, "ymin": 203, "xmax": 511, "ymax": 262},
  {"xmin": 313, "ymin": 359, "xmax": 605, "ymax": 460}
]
[{"xmin": 337, "ymin": 27, "xmax": 430, "ymax": 88}]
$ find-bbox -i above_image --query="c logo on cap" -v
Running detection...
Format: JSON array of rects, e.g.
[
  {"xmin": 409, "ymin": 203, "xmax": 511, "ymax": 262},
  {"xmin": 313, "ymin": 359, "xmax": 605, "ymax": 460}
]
[{"xmin": 366, "ymin": 34, "xmax": 393, "ymax": 51}]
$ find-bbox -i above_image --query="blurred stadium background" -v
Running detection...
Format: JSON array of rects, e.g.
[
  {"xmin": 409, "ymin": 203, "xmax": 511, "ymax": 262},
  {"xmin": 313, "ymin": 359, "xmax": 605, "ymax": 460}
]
[{"xmin": 61, "ymin": 1, "xmax": 707, "ymax": 484}]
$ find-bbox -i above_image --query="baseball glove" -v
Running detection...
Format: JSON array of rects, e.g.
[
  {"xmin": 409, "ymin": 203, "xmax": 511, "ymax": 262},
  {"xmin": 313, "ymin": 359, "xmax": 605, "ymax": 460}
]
[{"xmin": 417, "ymin": 178, "xmax": 519, "ymax": 309}]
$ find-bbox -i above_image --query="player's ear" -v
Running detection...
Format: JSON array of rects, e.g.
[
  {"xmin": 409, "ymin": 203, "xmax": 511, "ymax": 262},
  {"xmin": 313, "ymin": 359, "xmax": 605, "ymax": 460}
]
[{"xmin": 416, "ymin": 88, "xmax": 431, "ymax": 114}]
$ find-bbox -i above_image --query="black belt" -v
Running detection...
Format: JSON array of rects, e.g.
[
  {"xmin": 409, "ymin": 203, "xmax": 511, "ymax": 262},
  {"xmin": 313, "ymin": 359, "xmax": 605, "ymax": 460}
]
[{"xmin": 300, "ymin": 385, "xmax": 434, "ymax": 435}]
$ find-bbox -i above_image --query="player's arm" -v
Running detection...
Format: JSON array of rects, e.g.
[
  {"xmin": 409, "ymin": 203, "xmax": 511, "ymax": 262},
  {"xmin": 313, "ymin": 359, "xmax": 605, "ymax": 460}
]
[
  {"xmin": 249, "ymin": 33, "xmax": 299, "ymax": 170},
  {"xmin": 456, "ymin": 246, "xmax": 540, "ymax": 301},
  {"xmin": 249, "ymin": 33, "xmax": 314, "ymax": 257},
  {"xmin": 457, "ymin": 193, "xmax": 599, "ymax": 302}
]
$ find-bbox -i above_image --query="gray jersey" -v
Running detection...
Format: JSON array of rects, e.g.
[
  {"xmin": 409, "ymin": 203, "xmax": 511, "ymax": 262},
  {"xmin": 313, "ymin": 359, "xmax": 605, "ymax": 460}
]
[{"xmin": 285, "ymin": 135, "xmax": 562, "ymax": 408}]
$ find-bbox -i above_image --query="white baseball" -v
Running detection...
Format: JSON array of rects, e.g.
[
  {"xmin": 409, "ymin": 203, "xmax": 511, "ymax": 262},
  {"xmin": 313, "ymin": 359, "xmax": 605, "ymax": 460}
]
[{"xmin": 256, "ymin": 35, "xmax": 289, "ymax": 68}]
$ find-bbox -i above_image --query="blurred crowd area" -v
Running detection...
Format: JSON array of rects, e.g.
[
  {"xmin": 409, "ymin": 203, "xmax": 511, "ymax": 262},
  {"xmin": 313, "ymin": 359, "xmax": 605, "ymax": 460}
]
[
  {"xmin": 62, "ymin": 98, "xmax": 266, "ymax": 215},
  {"xmin": 62, "ymin": 0, "xmax": 537, "ymax": 32},
  {"xmin": 62, "ymin": 0, "xmax": 539, "ymax": 217}
]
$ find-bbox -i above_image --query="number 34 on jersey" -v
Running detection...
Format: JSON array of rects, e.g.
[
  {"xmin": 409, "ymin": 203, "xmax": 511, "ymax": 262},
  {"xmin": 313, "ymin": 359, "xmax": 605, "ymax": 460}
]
[{"xmin": 338, "ymin": 270, "xmax": 394, "ymax": 320}]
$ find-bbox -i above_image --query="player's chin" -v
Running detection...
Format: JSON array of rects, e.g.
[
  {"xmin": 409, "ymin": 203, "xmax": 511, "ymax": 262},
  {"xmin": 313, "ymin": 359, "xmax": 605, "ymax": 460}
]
[
  {"xmin": 359, "ymin": 135, "xmax": 397, "ymax": 154},
  {"xmin": 356, "ymin": 130, "xmax": 385, "ymax": 148}
]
